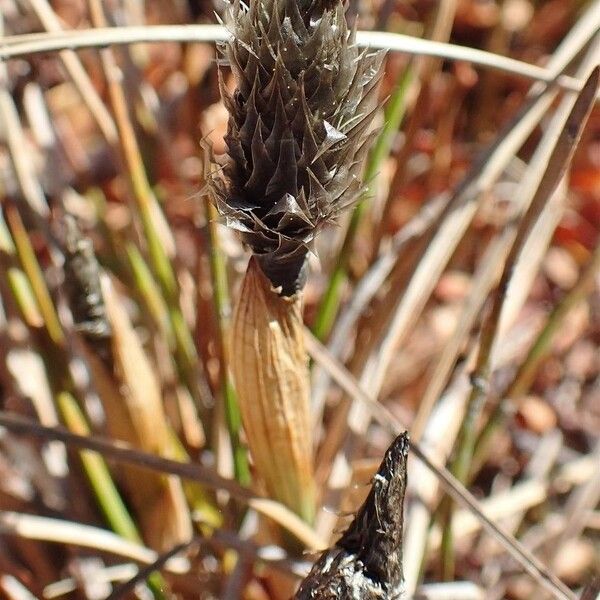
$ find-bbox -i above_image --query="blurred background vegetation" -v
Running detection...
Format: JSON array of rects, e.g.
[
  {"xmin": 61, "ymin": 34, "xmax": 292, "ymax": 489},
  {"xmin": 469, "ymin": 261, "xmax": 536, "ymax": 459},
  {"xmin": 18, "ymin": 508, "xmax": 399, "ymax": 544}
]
[{"xmin": 0, "ymin": 0, "xmax": 598, "ymax": 598}]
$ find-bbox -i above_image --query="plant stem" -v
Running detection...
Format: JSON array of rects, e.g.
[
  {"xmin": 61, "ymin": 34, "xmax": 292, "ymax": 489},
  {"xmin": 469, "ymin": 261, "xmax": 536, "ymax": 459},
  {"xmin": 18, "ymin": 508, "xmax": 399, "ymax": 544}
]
[
  {"xmin": 125, "ymin": 241, "xmax": 174, "ymax": 346},
  {"xmin": 206, "ymin": 203, "xmax": 251, "ymax": 486},
  {"xmin": 86, "ymin": 0, "xmax": 211, "ymax": 410},
  {"xmin": 58, "ymin": 392, "xmax": 168, "ymax": 598},
  {"xmin": 57, "ymin": 391, "xmax": 141, "ymax": 541},
  {"xmin": 439, "ymin": 66, "xmax": 599, "ymax": 579},
  {"xmin": 0, "ymin": 210, "xmax": 42, "ymax": 328},
  {"xmin": 4, "ymin": 202, "xmax": 64, "ymax": 345},
  {"xmin": 3, "ymin": 206, "xmax": 169, "ymax": 598}
]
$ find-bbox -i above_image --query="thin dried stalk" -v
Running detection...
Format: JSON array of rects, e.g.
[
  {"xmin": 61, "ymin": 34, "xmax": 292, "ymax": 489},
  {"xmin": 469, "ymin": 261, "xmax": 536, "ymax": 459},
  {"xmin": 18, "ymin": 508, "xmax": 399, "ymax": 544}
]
[
  {"xmin": 26, "ymin": 0, "xmax": 118, "ymax": 143},
  {"xmin": 231, "ymin": 258, "xmax": 316, "ymax": 523},
  {"xmin": 0, "ymin": 511, "xmax": 189, "ymax": 573},
  {"xmin": 0, "ymin": 61, "xmax": 48, "ymax": 218},
  {"xmin": 0, "ymin": 26, "xmax": 589, "ymax": 93},
  {"xmin": 105, "ymin": 540, "xmax": 198, "ymax": 600},
  {"xmin": 0, "ymin": 411, "xmax": 326, "ymax": 551}
]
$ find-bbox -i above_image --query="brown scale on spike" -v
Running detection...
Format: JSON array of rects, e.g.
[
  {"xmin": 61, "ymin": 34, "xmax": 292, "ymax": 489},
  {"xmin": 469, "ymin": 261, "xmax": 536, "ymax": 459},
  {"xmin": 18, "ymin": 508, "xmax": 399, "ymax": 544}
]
[{"xmin": 207, "ymin": 0, "xmax": 384, "ymax": 295}]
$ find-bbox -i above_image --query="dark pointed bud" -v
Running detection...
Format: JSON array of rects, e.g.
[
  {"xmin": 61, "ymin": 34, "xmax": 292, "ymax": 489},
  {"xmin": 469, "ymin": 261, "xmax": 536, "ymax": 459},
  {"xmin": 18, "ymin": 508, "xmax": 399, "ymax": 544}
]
[{"xmin": 295, "ymin": 433, "xmax": 408, "ymax": 599}]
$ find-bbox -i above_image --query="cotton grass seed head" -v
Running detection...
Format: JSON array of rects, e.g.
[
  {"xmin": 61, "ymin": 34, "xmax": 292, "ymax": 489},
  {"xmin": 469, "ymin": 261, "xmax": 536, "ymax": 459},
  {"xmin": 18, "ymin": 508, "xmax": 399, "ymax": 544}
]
[{"xmin": 208, "ymin": 0, "xmax": 385, "ymax": 295}]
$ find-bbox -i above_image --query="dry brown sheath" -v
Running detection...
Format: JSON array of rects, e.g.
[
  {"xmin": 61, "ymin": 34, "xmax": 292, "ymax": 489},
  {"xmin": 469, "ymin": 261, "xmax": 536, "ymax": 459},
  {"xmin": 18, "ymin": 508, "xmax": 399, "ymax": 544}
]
[
  {"xmin": 295, "ymin": 432, "xmax": 408, "ymax": 599},
  {"xmin": 230, "ymin": 257, "xmax": 316, "ymax": 522},
  {"xmin": 208, "ymin": 0, "xmax": 384, "ymax": 294}
]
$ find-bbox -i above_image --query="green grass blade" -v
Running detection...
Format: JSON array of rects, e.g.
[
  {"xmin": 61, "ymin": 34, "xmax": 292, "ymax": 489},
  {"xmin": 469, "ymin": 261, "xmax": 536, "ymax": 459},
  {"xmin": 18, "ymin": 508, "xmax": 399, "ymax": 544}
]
[
  {"xmin": 206, "ymin": 203, "xmax": 250, "ymax": 486},
  {"xmin": 57, "ymin": 391, "xmax": 168, "ymax": 599}
]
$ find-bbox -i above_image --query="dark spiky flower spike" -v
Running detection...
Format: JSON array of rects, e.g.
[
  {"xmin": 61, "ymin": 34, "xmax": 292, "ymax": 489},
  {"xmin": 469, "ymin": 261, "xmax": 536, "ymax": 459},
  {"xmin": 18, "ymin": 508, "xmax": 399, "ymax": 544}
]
[{"xmin": 210, "ymin": 0, "xmax": 384, "ymax": 295}]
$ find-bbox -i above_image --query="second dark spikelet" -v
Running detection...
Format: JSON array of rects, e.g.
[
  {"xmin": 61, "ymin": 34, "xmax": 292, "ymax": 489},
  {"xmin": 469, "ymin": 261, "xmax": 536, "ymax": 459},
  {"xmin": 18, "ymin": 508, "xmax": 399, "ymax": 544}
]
[
  {"xmin": 209, "ymin": 0, "xmax": 384, "ymax": 295},
  {"xmin": 295, "ymin": 433, "xmax": 408, "ymax": 598},
  {"xmin": 62, "ymin": 216, "xmax": 111, "ymax": 346}
]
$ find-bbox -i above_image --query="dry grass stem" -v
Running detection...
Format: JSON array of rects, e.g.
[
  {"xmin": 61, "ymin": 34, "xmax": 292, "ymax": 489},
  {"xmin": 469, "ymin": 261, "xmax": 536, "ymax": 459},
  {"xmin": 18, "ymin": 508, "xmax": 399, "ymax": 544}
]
[
  {"xmin": 0, "ymin": 411, "xmax": 325, "ymax": 551},
  {"xmin": 0, "ymin": 511, "xmax": 189, "ymax": 573},
  {"xmin": 26, "ymin": 0, "xmax": 118, "ymax": 143}
]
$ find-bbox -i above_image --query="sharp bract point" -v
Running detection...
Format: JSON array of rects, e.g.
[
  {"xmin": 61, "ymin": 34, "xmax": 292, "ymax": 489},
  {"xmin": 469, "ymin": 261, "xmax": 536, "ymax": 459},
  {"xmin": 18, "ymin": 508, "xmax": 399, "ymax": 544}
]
[{"xmin": 208, "ymin": 0, "xmax": 384, "ymax": 294}]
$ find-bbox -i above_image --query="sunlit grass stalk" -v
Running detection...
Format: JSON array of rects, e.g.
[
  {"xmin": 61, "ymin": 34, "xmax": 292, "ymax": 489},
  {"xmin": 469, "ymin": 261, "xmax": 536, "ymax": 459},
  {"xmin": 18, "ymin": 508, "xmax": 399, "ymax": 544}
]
[
  {"xmin": 206, "ymin": 202, "xmax": 250, "ymax": 486},
  {"xmin": 124, "ymin": 241, "xmax": 174, "ymax": 347},
  {"xmin": 313, "ymin": 66, "xmax": 412, "ymax": 341},
  {"xmin": 56, "ymin": 391, "xmax": 142, "ymax": 541},
  {"xmin": 439, "ymin": 66, "xmax": 599, "ymax": 579},
  {"xmin": 0, "ymin": 210, "xmax": 42, "ymax": 328},
  {"xmin": 4, "ymin": 202, "xmax": 64, "ymax": 345},
  {"xmin": 85, "ymin": 0, "xmax": 210, "ymax": 410},
  {"xmin": 56, "ymin": 391, "xmax": 167, "ymax": 599}
]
